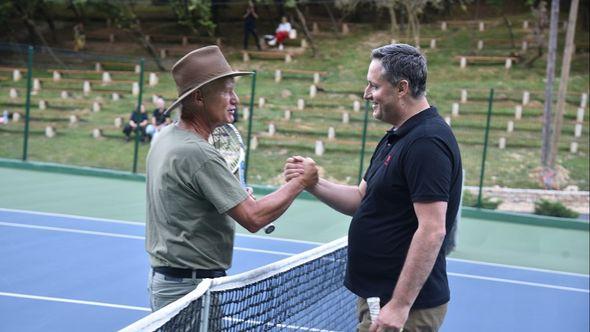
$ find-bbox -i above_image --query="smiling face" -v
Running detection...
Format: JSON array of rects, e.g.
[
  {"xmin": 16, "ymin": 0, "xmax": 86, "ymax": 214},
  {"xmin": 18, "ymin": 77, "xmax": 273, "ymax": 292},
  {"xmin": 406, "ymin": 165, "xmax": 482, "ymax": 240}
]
[
  {"xmin": 201, "ymin": 76, "xmax": 239, "ymax": 128},
  {"xmin": 363, "ymin": 59, "xmax": 400, "ymax": 125}
]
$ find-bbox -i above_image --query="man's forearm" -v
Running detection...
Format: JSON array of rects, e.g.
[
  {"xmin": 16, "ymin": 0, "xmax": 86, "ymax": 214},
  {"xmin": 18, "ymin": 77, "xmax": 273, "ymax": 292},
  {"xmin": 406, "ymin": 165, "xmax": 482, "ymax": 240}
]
[{"xmin": 308, "ymin": 178, "xmax": 362, "ymax": 216}]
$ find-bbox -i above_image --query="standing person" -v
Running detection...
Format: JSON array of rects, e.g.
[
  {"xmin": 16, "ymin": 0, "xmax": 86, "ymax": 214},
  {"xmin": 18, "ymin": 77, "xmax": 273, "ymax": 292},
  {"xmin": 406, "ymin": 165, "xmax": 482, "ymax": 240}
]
[
  {"xmin": 145, "ymin": 46, "xmax": 317, "ymax": 311},
  {"xmin": 123, "ymin": 104, "xmax": 149, "ymax": 142},
  {"xmin": 243, "ymin": 1, "xmax": 262, "ymax": 50},
  {"xmin": 73, "ymin": 22, "xmax": 85, "ymax": 52},
  {"xmin": 145, "ymin": 97, "xmax": 170, "ymax": 144},
  {"xmin": 284, "ymin": 44, "xmax": 462, "ymax": 332}
]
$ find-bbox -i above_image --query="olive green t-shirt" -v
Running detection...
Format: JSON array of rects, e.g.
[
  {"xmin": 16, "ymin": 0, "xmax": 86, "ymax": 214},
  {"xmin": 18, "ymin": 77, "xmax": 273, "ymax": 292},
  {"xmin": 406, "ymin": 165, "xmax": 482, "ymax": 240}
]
[{"xmin": 145, "ymin": 124, "xmax": 248, "ymax": 270}]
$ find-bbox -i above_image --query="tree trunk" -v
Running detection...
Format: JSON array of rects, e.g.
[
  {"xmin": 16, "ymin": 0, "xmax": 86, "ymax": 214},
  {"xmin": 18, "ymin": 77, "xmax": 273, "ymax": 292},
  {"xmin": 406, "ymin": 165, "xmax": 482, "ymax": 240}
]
[
  {"xmin": 388, "ymin": 5, "xmax": 399, "ymax": 35},
  {"xmin": 502, "ymin": 15, "xmax": 515, "ymax": 49},
  {"xmin": 294, "ymin": 4, "xmax": 317, "ymax": 57},
  {"xmin": 549, "ymin": 0, "xmax": 580, "ymax": 169},
  {"xmin": 540, "ymin": 0, "xmax": 560, "ymax": 188},
  {"xmin": 323, "ymin": 3, "xmax": 339, "ymax": 34}
]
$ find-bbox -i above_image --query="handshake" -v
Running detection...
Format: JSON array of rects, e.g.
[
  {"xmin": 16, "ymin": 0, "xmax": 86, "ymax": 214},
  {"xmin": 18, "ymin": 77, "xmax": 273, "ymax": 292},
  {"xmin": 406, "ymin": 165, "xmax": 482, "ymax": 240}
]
[{"xmin": 283, "ymin": 156, "xmax": 319, "ymax": 189}]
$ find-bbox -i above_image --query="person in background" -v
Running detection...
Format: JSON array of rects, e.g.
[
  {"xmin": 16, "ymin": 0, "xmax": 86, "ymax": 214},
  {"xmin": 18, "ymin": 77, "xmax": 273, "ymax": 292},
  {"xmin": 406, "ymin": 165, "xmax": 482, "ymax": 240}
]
[
  {"xmin": 266, "ymin": 16, "xmax": 292, "ymax": 50},
  {"xmin": 146, "ymin": 97, "xmax": 171, "ymax": 144},
  {"xmin": 243, "ymin": 1, "xmax": 262, "ymax": 50},
  {"xmin": 73, "ymin": 22, "xmax": 86, "ymax": 52},
  {"xmin": 123, "ymin": 104, "xmax": 149, "ymax": 142},
  {"xmin": 284, "ymin": 43, "xmax": 463, "ymax": 332}
]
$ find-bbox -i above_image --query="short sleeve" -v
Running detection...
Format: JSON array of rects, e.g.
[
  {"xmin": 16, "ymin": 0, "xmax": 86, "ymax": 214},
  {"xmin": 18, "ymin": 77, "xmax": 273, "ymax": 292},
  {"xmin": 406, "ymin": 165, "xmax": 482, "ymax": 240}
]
[
  {"xmin": 404, "ymin": 137, "xmax": 452, "ymax": 203},
  {"xmin": 194, "ymin": 157, "xmax": 248, "ymax": 214}
]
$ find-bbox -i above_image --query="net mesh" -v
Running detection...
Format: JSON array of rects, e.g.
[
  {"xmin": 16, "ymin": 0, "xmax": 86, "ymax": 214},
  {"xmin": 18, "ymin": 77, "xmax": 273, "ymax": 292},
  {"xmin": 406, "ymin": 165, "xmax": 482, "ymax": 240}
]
[{"xmin": 122, "ymin": 237, "xmax": 356, "ymax": 332}]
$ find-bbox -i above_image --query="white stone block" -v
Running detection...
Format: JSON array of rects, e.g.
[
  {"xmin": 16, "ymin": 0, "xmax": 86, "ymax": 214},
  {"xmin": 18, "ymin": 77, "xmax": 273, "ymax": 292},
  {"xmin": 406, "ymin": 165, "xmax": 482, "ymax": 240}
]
[
  {"xmin": 95, "ymin": 62, "xmax": 102, "ymax": 72},
  {"xmin": 522, "ymin": 91, "xmax": 530, "ymax": 105},
  {"xmin": 342, "ymin": 112, "xmax": 349, "ymax": 124},
  {"xmin": 33, "ymin": 78, "xmax": 41, "ymax": 91},
  {"xmin": 576, "ymin": 107, "xmax": 585, "ymax": 122},
  {"xmin": 479, "ymin": 21, "xmax": 485, "ymax": 32},
  {"xmin": 507, "ymin": 121, "xmax": 514, "ymax": 133},
  {"xmin": 477, "ymin": 40, "xmax": 484, "ymax": 50},
  {"xmin": 92, "ymin": 101, "xmax": 101, "ymax": 112},
  {"xmin": 515, "ymin": 105, "xmax": 522, "ymax": 119},
  {"xmin": 314, "ymin": 140, "xmax": 324, "ymax": 156},
  {"xmin": 114, "ymin": 117, "xmax": 123, "ymax": 128},
  {"xmin": 441, "ymin": 21, "xmax": 447, "ymax": 31},
  {"xmin": 12, "ymin": 112, "xmax": 20, "ymax": 122},
  {"xmin": 444, "ymin": 116, "xmax": 451, "ymax": 126},
  {"xmin": 521, "ymin": 40, "xmax": 528, "ymax": 51},
  {"xmin": 182, "ymin": 36, "xmax": 188, "ymax": 46},
  {"xmin": 112, "ymin": 93, "xmax": 120, "ymax": 101},
  {"xmin": 134, "ymin": 64, "xmax": 140, "ymax": 74},
  {"xmin": 258, "ymin": 97, "xmax": 265, "ymax": 108},
  {"xmin": 451, "ymin": 103, "xmax": 459, "ymax": 117},
  {"xmin": 313, "ymin": 22, "xmax": 319, "ymax": 34},
  {"xmin": 9, "ymin": 88, "xmax": 18, "ymax": 99},
  {"xmin": 83, "ymin": 80, "xmax": 91, "ymax": 95},
  {"xmin": 328, "ymin": 127, "xmax": 335, "ymax": 140},
  {"xmin": 460, "ymin": 89, "xmax": 468, "ymax": 103},
  {"xmin": 570, "ymin": 142, "xmax": 578, "ymax": 153},
  {"xmin": 297, "ymin": 98, "xmax": 305, "ymax": 111},
  {"xmin": 132, "ymin": 82, "xmax": 139, "ymax": 96},
  {"xmin": 284, "ymin": 110, "xmax": 291, "ymax": 120},
  {"xmin": 268, "ymin": 123, "xmax": 275, "ymax": 136},
  {"xmin": 499, "ymin": 137, "xmax": 506, "ymax": 149},
  {"xmin": 102, "ymin": 72, "xmax": 112, "ymax": 84},
  {"xmin": 243, "ymin": 52, "xmax": 250, "ymax": 62},
  {"xmin": 38, "ymin": 100, "xmax": 47, "ymax": 110},
  {"xmin": 523, "ymin": 20, "xmax": 529, "ymax": 29},
  {"xmin": 313, "ymin": 72, "xmax": 320, "ymax": 84},
  {"xmin": 284, "ymin": 54, "xmax": 292, "ymax": 63},
  {"xmin": 92, "ymin": 128, "xmax": 103, "ymax": 139},
  {"xmin": 505, "ymin": 58, "xmax": 512, "ymax": 69},
  {"xmin": 242, "ymin": 107, "xmax": 250, "ymax": 121},
  {"xmin": 353, "ymin": 100, "xmax": 361, "ymax": 112},
  {"xmin": 430, "ymin": 38, "xmax": 436, "ymax": 49},
  {"xmin": 580, "ymin": 93, "xmax": 588, "ymax": 108},
  {"xmin": 275, "ymin": 70, "xmax": 282, "ymax": 83},
  {"xmin": 45, "ymin": 126, "xmax": 56, "ymax": 138},
  {"xmin": 145, "ymin": 35, "xmax": 151, "ymax": 43},
  {"xmin": 391, "ymin": 39, "xmax": 397, "ymax": 45},
  {"xmin": 251, "ymin": 136, "xmax": 258, "ymax": 150},
  {"xmin": 160, "ymin": 49, "xmax": 167, "ymax": 59},
  {"xmin": 60, "ymin": 91, "xmax": 69, "ymax": 99},
  {"xmin": 149, "ymin": 72, "xmax": 159, "ymax": 87},
  {"xmin": 53, "ymin": 71, "xmax": 61, "ymax": 81},
  {"xmin": 12, "ymin": 69, "xmax": 21, "ymax": 81},
  {"xmin": 301, "ymin": 39, "xmax": 308, "ymax": 48},
  {"xmin": 289, "ymin": 29, "xmax": 297, "ymax": 39},
  {"xmin": 69, "ymin": 114, "xmax": 79, "ymax": 125},
  {"xmin": 574, "ymin": 123, "xmax": 583, "ymax": 137},
  {"xmin": 342, "ymin": 23, "xmax": 349, "ymax": 35},
  {"xmin": 460, "ymin": 57, "xmax": 467, "ymax": 69},
  {"xmin": 310, "ymin": 85, "xmax": 317, "ymax": 98}
]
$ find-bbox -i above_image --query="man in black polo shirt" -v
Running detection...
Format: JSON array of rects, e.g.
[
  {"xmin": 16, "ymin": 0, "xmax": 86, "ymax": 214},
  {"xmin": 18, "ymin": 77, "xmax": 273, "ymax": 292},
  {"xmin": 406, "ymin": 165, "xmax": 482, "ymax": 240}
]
[{"xmin": 284, "ymin": 44, "xmax": 462, "ymax": 332}]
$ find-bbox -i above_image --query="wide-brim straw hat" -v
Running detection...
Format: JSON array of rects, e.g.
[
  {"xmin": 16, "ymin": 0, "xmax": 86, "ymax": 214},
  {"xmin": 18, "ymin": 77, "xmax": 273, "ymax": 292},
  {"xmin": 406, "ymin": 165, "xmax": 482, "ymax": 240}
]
[{"xmin": 165, "ymin": 46, "xmax": 252, "ymax": 114}]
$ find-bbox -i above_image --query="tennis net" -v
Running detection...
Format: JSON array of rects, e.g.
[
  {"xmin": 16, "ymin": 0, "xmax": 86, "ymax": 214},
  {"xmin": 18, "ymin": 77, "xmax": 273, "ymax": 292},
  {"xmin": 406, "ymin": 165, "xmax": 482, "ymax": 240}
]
[{"xmin": 121, "ymin": 236, "xmax": 356, "ymax": 331}]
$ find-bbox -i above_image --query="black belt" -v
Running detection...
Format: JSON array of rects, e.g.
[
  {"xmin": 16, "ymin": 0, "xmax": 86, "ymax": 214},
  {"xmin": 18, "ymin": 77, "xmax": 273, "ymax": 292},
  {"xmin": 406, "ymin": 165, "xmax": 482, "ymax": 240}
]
[{"xmin": 153, "ymin": 266, "xmax": 226, "ymax": 279}]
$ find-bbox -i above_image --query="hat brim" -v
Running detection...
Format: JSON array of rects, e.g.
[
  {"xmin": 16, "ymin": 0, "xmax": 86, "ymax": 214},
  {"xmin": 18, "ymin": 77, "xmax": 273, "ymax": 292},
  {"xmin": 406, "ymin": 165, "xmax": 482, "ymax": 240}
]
[{"xmin": 164, "ymin": 70, "xmax": 253, "ymax": 115}]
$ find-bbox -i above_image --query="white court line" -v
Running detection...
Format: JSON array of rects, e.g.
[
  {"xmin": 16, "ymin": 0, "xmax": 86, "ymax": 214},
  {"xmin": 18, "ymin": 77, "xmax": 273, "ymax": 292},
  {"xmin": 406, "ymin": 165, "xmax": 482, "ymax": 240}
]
[
  {"xmin": 0, "ymin": 221, "xmax": 294, "ymax": 256},
  {"xmin": 448, "ymin": 257, "xmax": 590, "ymax": 278},
  {"xmin": 449, "ymin": 272, "xmax": 590, "ymax": 293},
  {"xmin": 0, "ymin": 208, "xmax": 322, "ymax": 245},
  {"xmin": 0, "ymin": 291, "xmax": 151, "ymax": 312}
]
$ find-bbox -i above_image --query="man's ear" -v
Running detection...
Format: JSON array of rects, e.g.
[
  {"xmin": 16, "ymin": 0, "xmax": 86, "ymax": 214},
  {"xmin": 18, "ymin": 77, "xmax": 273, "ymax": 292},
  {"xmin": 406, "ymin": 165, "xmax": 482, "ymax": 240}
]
[
  {"xmin": 398, "ymin": 80, "xmax": 409, "ymax": 95},
  {"xmin": 194, "ymin": 89, "xmax": 205, "ymax": 105}
]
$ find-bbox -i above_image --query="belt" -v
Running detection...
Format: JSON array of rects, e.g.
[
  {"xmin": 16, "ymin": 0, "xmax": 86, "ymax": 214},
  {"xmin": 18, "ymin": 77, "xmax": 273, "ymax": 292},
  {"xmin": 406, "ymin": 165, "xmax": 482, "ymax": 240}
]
[{"xmin": 153, "ymin": 266, "xmax": 226, "ymax": 279}]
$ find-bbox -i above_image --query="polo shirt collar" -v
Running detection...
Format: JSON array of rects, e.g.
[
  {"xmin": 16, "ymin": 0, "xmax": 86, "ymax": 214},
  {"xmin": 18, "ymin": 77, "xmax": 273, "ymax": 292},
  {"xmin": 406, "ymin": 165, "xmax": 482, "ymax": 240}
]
[{"xmin": 386, "ymin": 106, "xmax": 437, "ymax": 142}]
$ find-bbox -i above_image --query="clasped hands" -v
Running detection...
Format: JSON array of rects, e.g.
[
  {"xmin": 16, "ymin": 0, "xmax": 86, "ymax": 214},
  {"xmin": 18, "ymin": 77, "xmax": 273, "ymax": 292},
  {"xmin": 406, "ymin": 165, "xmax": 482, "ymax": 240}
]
[{"xmin": 283, "ymin": 156, "xmax": 318, "ymax": 189}]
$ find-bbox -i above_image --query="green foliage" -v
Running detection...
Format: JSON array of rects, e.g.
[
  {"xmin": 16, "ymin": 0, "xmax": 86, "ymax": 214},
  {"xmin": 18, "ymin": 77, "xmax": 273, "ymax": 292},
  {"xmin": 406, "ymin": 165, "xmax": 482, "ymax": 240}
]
[
  {"xmin": 534, "ymin": 199, "xmax": 579, "ymax": 218},
  {"xmin": 169, "ymin": 0, "xmax": 215, "ymax": 36},
  {"xmin": 462, "ymin": 190, "xmax": 502, "ymax": 209}
]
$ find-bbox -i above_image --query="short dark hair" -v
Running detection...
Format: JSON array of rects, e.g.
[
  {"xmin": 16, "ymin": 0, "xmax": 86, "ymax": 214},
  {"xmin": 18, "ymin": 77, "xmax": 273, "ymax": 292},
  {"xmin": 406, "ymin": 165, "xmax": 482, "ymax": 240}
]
[{"xmin": 371, "ymin": 44, "xmax": 427, "ymax": 98}]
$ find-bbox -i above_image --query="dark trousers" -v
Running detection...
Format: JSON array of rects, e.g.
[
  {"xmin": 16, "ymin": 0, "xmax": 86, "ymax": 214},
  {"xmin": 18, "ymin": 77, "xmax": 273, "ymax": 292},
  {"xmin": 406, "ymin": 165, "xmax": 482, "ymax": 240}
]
[
  {"xmin": 243, "ymin": 26, "xmax": 261, "ymax": 50},
  {"xmin": 123, "ymin": 125, "xmax": 146, "ymax": 139}
]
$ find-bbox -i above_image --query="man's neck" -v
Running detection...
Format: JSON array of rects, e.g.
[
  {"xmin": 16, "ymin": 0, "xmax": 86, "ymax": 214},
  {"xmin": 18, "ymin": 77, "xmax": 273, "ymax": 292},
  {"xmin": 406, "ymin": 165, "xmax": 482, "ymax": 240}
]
[
  {"xmin": 394, "ymin": 97, "xmax": 430, "ymax": 128},
  {"xmin": 178, "ymin": 117, "xmax": 211, "ymax": 140}
]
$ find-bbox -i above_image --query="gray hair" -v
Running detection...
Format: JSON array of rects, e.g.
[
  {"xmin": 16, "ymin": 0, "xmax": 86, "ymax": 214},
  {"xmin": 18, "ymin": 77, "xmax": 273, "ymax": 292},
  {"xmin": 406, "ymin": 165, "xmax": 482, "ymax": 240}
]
[{"xmin": 371, "ymin": 44, "xmax": 427, "ymax": 98}]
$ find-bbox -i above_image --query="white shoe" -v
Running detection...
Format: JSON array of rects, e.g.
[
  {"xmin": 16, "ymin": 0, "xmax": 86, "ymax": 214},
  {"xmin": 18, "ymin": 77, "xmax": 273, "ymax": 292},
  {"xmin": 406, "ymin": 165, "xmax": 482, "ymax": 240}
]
[{"xmin": 278, "ymin": 44, "xmax": 284, "ymax": 50}]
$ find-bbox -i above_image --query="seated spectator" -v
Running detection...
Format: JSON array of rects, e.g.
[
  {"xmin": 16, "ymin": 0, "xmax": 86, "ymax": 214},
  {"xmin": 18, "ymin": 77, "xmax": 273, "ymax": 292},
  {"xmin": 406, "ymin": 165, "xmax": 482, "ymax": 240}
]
[
  {"xmin": 265, "ymin": 16, "xmax": 292, "ymax": 50},
  {"xmin": 123, "ymin": 104, "xmax": 149, "ymax": 142},
  {"xmin": 145, "ymin": 98, "xmax": 171, "ymax": 144}
]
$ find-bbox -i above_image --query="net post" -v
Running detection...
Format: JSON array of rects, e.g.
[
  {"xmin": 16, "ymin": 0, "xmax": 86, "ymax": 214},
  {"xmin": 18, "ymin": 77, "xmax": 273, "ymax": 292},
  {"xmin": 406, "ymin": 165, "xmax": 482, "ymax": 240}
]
[
  {"xmin": 358, "ymin": 100, "xmax": 370, "ymax": 184},
  {"xmin": 132, "ymin": 58, "xmax": 145, "ymax": 173},
  {"xmin": 244, "ymin": 70, "xmax": 257, "ymax": 184},
  {"xmin": 199, "ymin": 289, "xmax": 211, "ymax": 332},
  {"xmin": 477, "ymin": 88, "xmax": 494, "ymax": 208},
  {"xmin": 22, "ymin": 45, "xmax": 34, "ymax": 161}
]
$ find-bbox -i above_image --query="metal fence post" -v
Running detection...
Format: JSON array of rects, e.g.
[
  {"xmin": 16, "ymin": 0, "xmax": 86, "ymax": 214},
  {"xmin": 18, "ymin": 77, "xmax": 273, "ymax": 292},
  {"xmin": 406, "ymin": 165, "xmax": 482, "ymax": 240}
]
[
  {"xmin": 477, "ymin": 88, "xmax": 494, "ymax": 208},
  {"xmin": 198, "ymin": 290, "xmax": 211, "ymax": 332},
  {"xmin": 22, "ymin": 46, "xmax": 34, "ymax": 161},
  {"xmin": 132, "ymin": 58, "xmax": 145, "ymax": 173},
  {"xmin": 244, "ymin": 70, "xmax": 257, "ymax": 184},
  {"xmin": 358, "ymin": 100, "xmax": 370, "ymax": 184}
]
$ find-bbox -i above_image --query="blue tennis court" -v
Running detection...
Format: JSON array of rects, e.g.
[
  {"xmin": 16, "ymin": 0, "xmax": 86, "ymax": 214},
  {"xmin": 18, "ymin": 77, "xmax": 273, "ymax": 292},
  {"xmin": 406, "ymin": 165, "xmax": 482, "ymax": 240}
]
[{"xmin": 0, "ymin": 208, "xmax": 588, "ymax": 331}]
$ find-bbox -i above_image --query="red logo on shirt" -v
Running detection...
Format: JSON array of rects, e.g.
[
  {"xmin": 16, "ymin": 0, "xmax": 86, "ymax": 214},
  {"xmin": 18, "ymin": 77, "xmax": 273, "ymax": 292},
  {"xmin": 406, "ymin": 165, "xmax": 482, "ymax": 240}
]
[{"xmin": 384, "ymin": 155, "xmax": 392, "ymax": 166}]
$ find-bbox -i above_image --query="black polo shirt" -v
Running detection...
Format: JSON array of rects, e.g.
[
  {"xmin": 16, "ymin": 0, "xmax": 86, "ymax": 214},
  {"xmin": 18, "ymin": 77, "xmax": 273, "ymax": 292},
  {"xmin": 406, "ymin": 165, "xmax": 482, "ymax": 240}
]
[{"xmin": 344, "ymin": 106, "xmax": 462, "ymax": 309}]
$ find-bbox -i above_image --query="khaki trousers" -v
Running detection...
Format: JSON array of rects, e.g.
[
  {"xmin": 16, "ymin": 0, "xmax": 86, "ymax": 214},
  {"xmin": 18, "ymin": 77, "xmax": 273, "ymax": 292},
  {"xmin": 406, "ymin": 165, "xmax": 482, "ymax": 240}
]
[{"xmin": 357, "ymin": 297, "xmax": 448, "ymax": 332}]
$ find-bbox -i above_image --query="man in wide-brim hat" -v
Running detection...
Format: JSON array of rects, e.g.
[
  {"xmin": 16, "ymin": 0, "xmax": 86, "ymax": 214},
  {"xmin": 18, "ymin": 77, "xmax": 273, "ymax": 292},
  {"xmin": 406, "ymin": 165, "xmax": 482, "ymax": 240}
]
[{"xmin": 145, "ymin": 45, "xmax": 319, "ymax": 311}]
